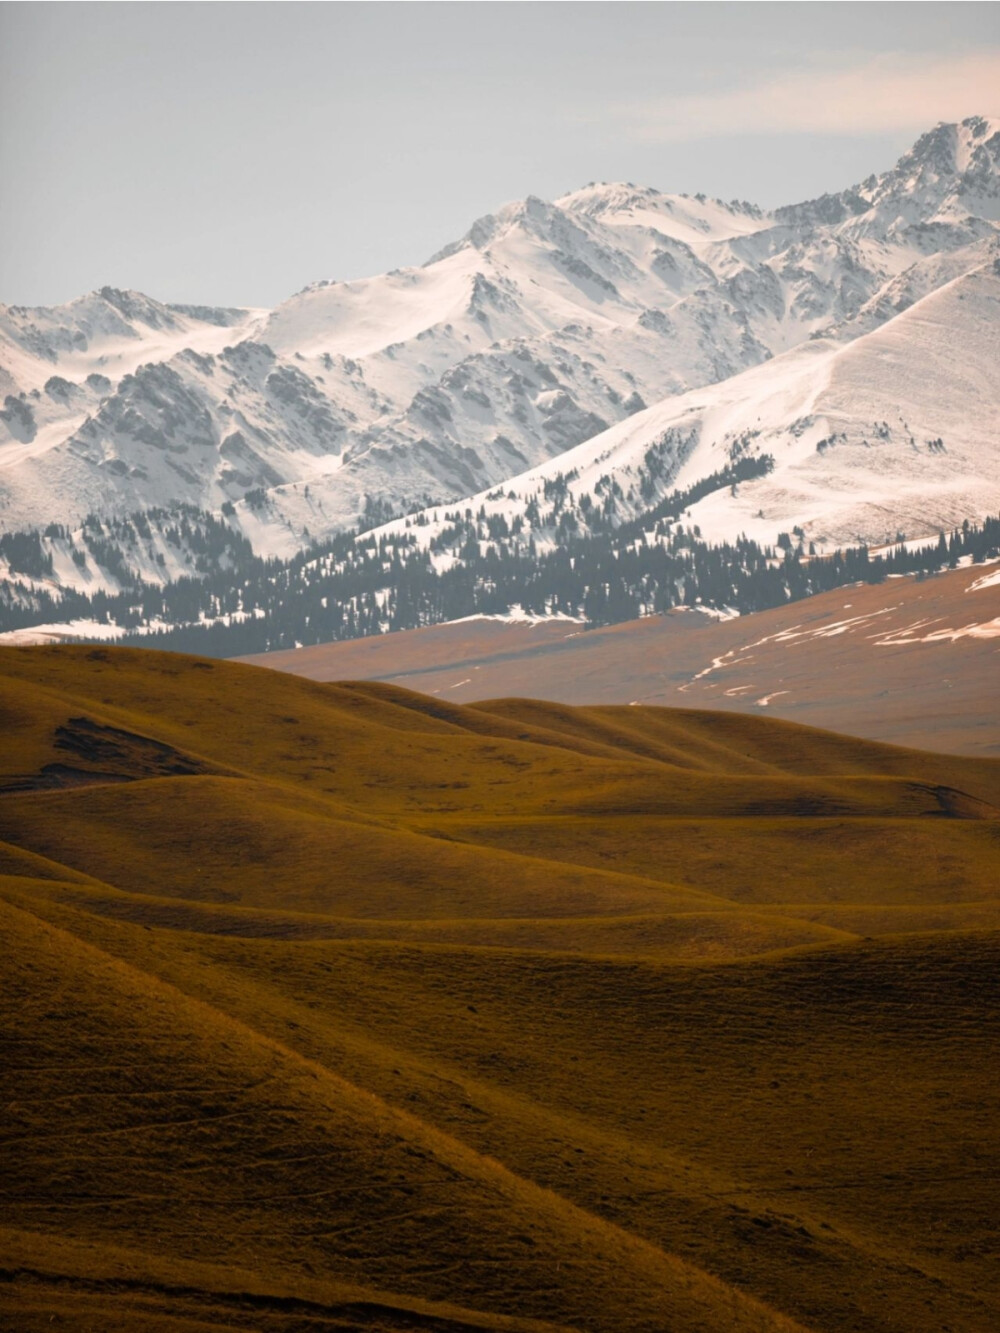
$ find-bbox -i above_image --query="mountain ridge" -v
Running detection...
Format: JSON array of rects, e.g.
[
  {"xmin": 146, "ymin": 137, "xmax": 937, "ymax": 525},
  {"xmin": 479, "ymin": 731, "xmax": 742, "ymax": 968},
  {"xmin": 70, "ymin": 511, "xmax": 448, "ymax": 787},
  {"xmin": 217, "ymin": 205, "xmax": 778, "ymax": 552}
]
[{"xmin": 1, "ymin": 117, "xmax": 998, "ymax": 643}]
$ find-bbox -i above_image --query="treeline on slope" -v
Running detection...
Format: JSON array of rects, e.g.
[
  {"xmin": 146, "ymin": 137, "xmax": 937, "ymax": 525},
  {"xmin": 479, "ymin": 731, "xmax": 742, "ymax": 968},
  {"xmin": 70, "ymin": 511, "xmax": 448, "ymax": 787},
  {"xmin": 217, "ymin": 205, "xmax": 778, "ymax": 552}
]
[
  {"xmin": 2, "ymin": 462, "xmax": 998, "ymax": 655},
  {"xmin": 0, "ymin": 457, "xmax": 767, "ymax": 637},
  {"xmin": 124, "ymin": 512, "xmax": 998, "ymax": 657},
  {"xmin": 0, "ymin": 508, "xmax": 256, "ymax": 632}
]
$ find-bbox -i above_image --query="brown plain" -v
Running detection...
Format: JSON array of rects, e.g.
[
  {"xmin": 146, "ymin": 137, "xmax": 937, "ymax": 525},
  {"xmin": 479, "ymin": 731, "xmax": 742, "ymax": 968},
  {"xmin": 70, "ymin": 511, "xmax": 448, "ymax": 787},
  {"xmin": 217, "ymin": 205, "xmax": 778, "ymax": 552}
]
[{"xmin": 242, "ymin": 562, "xmax": 1000, "ymax": 757}]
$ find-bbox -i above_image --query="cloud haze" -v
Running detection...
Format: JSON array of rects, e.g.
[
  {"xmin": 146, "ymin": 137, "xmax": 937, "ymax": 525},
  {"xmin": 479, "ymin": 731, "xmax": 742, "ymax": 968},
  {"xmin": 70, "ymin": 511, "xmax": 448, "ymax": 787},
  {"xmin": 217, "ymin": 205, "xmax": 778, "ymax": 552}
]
[
  {"xmin": 2, "ymin": 3, "xmax": 998, "ymax": 306},
  {"xmin": 611, "ymin": 50, "xmax": 1000, "ymax": 141}
]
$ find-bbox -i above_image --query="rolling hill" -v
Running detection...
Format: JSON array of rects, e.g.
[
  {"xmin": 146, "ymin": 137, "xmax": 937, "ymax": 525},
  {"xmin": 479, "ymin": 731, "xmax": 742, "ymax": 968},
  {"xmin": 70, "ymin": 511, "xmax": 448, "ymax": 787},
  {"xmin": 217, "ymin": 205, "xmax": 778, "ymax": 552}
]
[{"xmin": 1, "ymin": 645, "xmax": 999, "ymax": 1331}]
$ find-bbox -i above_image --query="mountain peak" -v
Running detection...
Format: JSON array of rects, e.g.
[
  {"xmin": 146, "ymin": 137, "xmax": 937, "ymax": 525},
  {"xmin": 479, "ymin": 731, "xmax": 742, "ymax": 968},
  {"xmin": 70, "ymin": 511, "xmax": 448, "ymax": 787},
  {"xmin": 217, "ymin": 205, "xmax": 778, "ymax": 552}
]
[
  {"xmin": 776, "ymin": 116, "xmax": 1000, "ymax": 233},
  {"xmin": 557, "ymin": 181, "xmax": 658, "ymax": 214},
  {"xmin": 855, "ymin": 115, "xmax": 1000, "ymax": 226},
  {"xmin": 884, "ymin": 116, "xmax": 1000, "ymax": 183},
  {"xmin": 425, "ymin": 194, "xmax": 570, "ymax": 265}
]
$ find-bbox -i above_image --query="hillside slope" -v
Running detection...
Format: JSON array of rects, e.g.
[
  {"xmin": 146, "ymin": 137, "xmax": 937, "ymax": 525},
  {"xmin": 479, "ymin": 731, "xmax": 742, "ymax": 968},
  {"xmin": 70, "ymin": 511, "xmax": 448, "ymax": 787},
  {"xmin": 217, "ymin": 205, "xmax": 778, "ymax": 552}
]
[{"xmin": 1, "ymin": 647, "xmax": 999, "ymax": 1331}]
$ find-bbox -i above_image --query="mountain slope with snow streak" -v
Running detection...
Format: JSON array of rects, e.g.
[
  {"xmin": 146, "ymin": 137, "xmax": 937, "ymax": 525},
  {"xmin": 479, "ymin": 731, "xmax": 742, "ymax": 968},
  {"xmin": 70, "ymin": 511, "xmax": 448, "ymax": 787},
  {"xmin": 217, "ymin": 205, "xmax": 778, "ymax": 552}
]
[{"xmin": 357, "ymin": 257, "xmax": 999, "ymax": 560}]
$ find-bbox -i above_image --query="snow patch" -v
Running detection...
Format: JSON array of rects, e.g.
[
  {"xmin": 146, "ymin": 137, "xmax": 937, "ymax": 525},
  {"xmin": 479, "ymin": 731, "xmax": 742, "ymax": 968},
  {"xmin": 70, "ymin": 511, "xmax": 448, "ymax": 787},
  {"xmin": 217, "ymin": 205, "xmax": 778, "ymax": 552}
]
[
  {"xmin": 966, "ymin": 563, "xmax": 1000, "ymax": 593},
  {"xmin": 873, "ymin": 617, "xmax": 1000, "ymax": 645}
]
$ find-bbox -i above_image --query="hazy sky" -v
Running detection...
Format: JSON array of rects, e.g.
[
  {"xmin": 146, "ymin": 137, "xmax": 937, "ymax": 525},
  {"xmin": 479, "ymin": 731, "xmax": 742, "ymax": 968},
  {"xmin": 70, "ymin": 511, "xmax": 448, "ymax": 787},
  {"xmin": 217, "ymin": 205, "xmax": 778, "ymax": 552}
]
[{"xmin": 2, "ymin": 2, "xmax": 998, "ymax": 308}]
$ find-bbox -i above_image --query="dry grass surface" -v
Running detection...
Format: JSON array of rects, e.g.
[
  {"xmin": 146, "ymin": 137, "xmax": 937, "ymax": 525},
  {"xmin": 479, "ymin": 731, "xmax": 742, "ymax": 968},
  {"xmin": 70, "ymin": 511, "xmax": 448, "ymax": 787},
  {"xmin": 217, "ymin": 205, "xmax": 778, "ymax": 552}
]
[{"xmin": 1, "ymin": 644, "xmax": 999, "ymax": 1332}]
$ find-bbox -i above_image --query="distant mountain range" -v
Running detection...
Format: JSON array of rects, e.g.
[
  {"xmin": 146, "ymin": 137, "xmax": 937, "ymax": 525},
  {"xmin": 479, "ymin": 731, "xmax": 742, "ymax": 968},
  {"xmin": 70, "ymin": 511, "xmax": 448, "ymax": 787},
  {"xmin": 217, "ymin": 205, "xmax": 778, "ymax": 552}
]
[{"xmin": 1, "ymin": 116, "xmax": 998, "ymax": 644}]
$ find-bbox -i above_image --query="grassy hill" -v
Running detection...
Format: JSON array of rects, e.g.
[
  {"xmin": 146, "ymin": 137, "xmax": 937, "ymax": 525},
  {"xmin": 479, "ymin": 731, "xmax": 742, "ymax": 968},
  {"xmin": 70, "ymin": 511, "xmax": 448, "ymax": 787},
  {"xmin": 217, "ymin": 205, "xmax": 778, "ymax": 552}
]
[{"xmin": 1, "ymin": 645, "xmax": 998, "ymax": 1332}]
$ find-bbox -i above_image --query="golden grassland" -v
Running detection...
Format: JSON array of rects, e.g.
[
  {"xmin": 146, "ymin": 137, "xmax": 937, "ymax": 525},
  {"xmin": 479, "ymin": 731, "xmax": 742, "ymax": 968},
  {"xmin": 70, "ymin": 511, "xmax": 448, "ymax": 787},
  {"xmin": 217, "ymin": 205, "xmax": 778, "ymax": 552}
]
[{"xmin": 0, "ymin": 644, "xmax": 998, "ymax": 1332}]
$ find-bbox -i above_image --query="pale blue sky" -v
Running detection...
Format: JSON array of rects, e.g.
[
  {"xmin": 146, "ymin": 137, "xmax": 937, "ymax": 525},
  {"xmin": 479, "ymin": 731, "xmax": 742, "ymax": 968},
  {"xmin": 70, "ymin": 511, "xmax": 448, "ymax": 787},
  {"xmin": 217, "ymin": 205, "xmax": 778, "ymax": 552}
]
[{"xmin": 2, "ymin": 2, "xmax": 998, "ymax": 308}]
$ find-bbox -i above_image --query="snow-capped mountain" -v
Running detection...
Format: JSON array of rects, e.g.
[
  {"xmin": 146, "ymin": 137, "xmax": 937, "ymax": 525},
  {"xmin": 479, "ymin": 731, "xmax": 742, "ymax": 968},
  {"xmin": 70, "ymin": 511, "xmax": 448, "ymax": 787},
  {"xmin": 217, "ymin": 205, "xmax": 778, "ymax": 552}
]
[
  {"xmin": 378, "ymin": 255, "xmax": 999, "ymax": 560},
  {"xmin": 1, "ymin": 116, "xmax": 998, "ymax": 596}
]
